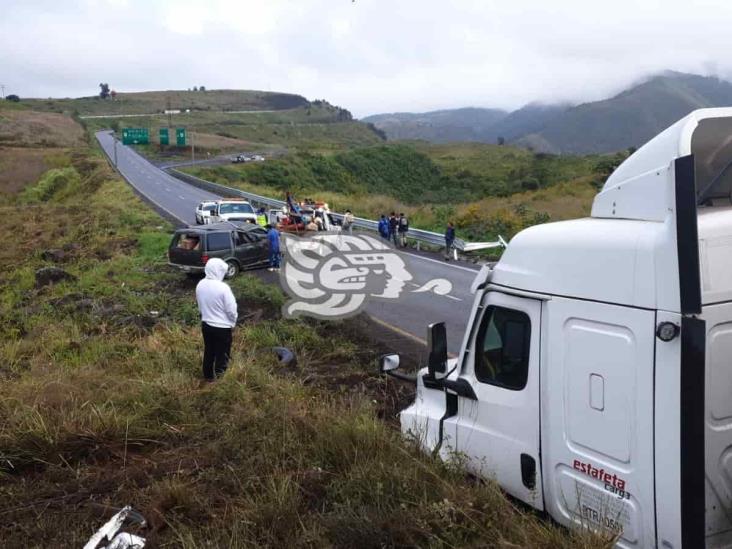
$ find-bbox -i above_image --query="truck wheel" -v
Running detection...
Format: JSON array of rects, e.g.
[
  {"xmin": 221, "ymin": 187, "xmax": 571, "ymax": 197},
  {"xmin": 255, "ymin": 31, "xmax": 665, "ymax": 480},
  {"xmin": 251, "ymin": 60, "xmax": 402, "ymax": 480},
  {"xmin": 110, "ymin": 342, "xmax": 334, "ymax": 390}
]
[{"xmin": 225, "ymin": 260, "xmax": 239, "ymax": 279}]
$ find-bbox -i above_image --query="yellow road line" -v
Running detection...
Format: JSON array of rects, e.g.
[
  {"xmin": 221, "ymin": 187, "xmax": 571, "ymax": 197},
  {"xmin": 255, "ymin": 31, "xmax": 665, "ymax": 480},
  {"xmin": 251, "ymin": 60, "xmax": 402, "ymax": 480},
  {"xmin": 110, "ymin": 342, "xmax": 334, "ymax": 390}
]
[{"xmin": 368, "ymin": 315, "xmax": 428, "ymax": 346}]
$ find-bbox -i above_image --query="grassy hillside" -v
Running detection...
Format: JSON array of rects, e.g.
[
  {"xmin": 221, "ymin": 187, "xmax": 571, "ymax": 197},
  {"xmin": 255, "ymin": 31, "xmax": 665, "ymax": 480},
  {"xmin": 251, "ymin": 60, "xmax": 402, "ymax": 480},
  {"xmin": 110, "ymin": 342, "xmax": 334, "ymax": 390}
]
[
  {"xmin": 14, "ymin": 89, "xmax": 383, "ymax": 154},
  {"xmin": 186, "ymin": 142, "xmax": 605, "ymax": 204},
  {"xmin": 0, "ymin": 101, "xmax": 87, "ymax": 194},
  {"xmin": 77, "ymin": 103, "xmax": 383, "ymax": 154},
  {"xmin": 183, "ymin": 142, "xmax": 616, "ymax": 247},
  {"xmin": 23, "ymin": 89, "xmax": 310, "ymax": 116},
  {"xmin": 0, "ymin": 113, "xmax": 610, "ymax": 547},
  {"xmin": 0, "ymin": 109, "xmax": 86, "ymax": 148}
]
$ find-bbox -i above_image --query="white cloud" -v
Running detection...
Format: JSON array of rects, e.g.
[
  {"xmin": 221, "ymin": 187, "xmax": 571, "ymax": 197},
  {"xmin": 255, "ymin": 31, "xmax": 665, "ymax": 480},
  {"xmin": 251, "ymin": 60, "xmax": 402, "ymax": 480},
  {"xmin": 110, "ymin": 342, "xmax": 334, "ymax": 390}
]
[{"xmin": 2, "ymin": 0, "xmax": 732, "ymax": 116}]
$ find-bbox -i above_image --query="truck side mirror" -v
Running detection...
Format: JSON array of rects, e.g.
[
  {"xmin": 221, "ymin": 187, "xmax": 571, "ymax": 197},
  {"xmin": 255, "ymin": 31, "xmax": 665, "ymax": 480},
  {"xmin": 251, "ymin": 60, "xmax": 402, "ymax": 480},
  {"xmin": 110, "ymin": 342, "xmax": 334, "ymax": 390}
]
[
  {"xmin": 379, "ymin": 353, "xmax": 400, "ymax": 373},
  {"xmin": 427, "ymin": 322, "xmax": 448, "ymax": 380},
  {"xmin": 379, "ymin": 353, "xmax": 417, "ymax": 383}
]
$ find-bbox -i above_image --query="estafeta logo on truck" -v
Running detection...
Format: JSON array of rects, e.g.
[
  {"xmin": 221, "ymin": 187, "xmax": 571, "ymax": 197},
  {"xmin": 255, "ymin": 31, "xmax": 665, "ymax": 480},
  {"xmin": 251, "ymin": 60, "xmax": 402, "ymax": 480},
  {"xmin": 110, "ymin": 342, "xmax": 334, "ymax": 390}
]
[{"xmin": 573, "ymin": 459, "xmax": 630, "ymax": 500}]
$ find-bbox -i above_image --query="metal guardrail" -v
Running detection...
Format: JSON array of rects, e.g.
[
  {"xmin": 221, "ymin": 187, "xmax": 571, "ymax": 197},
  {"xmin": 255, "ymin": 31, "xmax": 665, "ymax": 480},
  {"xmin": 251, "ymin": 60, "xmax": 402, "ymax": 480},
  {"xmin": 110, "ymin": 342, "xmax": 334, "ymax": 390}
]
[{"xmin": 167, "ymin": 168, "xmax": 503, "ymax": 253}]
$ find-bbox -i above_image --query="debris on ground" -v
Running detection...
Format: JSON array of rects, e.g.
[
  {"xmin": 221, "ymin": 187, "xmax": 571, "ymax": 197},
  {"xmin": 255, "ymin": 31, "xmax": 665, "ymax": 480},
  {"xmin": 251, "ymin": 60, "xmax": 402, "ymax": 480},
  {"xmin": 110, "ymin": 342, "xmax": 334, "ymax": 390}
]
[{"xmin": 83, "ymin": 505, "xmax": 146, "ymax": 549}]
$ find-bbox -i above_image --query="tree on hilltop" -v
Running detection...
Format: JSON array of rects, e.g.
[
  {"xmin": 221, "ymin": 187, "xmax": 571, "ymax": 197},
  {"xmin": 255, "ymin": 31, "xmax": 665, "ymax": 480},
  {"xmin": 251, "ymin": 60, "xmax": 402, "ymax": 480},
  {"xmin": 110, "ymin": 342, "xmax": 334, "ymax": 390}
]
[{"xmin": 99, "ymin": 83, "xmax": 110, "ymax": 99}]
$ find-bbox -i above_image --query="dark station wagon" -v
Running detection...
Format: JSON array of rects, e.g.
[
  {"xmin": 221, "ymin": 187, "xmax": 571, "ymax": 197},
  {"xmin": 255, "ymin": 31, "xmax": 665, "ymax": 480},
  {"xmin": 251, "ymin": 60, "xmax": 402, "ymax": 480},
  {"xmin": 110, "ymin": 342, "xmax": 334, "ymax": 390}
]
[{"xmin": 168, "ymin": 222, "xmax": 269, "ymax": 278}]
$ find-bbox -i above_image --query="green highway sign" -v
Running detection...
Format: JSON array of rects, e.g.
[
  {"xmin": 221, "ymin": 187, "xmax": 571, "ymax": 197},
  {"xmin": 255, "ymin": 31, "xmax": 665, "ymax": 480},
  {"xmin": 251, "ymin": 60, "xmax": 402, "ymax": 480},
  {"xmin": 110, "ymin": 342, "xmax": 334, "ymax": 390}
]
[
  {"xmin": 122, "ymin": 128, "xmax": 149, "ymax": 145},
  {"xmin": 176, "ymin": 128, "xmax": 186, "ymax": 146},
  {"xmin": 159, "ymin": 128, "xmax": 169, "ymax": 145}
]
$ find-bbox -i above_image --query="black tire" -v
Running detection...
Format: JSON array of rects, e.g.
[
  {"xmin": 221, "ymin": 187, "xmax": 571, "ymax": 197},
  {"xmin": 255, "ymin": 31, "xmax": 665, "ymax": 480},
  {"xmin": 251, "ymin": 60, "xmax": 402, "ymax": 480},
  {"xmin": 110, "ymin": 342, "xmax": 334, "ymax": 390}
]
[{"xmin": 225, "ymin": 260, "xmax": 239, "ymax": 279}]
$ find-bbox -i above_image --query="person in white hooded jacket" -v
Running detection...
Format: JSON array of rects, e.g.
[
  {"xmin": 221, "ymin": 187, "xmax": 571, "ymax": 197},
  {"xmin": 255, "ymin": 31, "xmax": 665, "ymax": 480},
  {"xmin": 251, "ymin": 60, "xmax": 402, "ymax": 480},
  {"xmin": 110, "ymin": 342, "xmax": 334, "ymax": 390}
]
[{"xmin": 195, "ymin": 258, "xmax": 238, "ymax": 380}]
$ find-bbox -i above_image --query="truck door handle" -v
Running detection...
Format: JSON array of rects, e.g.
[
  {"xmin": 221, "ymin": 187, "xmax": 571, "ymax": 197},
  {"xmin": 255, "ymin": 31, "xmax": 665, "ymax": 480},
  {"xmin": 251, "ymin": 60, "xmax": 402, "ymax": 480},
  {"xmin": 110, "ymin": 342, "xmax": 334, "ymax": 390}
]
[{"xmin": 520, "ymin": 454, "xmax": 536, "ymax": 490}]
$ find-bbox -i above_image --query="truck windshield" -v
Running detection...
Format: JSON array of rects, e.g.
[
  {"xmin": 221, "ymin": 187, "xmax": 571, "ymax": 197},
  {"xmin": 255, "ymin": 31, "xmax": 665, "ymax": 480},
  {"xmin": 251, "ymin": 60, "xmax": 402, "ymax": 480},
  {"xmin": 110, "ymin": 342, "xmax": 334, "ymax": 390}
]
[{"xmin": 219, "ymin": 203, "xmax": 253, "ymax": 214}]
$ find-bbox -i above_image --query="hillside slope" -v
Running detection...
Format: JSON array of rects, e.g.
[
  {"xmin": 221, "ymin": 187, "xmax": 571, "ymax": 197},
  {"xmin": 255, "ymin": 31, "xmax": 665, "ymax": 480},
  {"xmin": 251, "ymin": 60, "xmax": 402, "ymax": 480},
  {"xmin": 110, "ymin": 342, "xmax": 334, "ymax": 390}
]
[
  {"xmin": 520, "ymin": 72, "xmax": 732, "ymax": 153},
  {"xmin": 24, "ymin": 89, "xmax": 310, "ymax": 116},
  {"xmin": 363, "ymin": 107, "xmax": 508, "ymax": 142}
]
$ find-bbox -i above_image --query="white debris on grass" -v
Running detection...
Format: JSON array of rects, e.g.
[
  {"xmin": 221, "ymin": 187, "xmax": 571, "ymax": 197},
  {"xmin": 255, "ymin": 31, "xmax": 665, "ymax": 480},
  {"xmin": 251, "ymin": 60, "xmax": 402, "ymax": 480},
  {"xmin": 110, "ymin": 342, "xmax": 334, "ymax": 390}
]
[{"xmin": 83, "ymin": 505, "xmax": 146, "ymax": 549}]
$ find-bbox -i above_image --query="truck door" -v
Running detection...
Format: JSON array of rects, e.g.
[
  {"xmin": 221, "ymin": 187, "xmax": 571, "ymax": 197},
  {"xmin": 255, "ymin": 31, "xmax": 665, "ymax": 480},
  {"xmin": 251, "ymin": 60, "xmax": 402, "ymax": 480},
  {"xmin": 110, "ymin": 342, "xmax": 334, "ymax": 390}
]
[
  {"xmin": 442, "ymin": 291, "xmax": 544, "ymax": 509},
  {"xmin": 543, "ymin": 297, "xmax": 656, "ymax": 547}
]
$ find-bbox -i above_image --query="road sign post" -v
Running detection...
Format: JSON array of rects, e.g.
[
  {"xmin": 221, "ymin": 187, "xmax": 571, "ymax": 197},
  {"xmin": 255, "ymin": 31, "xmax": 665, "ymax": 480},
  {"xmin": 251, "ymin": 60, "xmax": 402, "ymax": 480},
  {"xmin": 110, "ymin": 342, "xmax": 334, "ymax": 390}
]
[{"xmin": 160, "ymin": 128, "xmax": 169, "ymax": 146}]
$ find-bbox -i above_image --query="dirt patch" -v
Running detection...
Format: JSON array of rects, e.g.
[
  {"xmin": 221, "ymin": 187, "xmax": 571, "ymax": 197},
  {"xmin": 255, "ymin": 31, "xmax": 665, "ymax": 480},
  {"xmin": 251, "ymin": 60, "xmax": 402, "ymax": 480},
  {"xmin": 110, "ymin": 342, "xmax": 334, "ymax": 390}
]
[
  {"xmin": 0, "ymin": 147, "xmax": 57, "ymax": 193},
  {"xmin": 0, "ymin": 111, "xmax": 86, "ymax": 148},
  {"xmin": 307, "ymin": 314, "xmax": 421, "ymax": 422}
]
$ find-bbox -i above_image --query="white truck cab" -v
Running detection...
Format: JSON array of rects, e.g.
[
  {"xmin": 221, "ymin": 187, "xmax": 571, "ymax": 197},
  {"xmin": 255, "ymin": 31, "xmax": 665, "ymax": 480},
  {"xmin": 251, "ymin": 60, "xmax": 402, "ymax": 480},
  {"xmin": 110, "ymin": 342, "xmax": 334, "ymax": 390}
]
[{"xmin": 383, "ymin": 108, "xmax": 732, "ymax": 548}]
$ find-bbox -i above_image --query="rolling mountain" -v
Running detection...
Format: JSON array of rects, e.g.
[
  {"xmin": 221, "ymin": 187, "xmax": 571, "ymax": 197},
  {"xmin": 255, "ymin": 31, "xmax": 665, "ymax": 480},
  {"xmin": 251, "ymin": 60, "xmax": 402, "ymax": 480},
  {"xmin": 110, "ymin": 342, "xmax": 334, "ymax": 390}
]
[
  {"xmin": 362, "ymin": 107, "xmax": 508, "ymax": 143},
  {"xmin": 363, "ymin": 72, "xmax": 732, "ymax": 154}
]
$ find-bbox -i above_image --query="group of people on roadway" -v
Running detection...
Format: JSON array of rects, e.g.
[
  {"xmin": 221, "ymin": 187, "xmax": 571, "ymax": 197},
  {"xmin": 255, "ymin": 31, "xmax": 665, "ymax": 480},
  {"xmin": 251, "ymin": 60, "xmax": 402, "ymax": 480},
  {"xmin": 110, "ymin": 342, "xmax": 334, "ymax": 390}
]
[{"xmin": 378, "ymin": 212, "xmax": 409, "ymax": 247}]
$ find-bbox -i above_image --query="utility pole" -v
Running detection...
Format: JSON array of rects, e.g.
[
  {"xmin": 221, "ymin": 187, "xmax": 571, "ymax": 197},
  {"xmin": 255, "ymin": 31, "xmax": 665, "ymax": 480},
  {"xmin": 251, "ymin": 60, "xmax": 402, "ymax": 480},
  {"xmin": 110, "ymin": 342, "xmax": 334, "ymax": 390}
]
[
  {"xmin": 166, "ymin": 95, "xmax": 172, "ymax": 128},
  {"xmin": 0, "ymin": 85, "xmax": 5, "ymax": 99}
]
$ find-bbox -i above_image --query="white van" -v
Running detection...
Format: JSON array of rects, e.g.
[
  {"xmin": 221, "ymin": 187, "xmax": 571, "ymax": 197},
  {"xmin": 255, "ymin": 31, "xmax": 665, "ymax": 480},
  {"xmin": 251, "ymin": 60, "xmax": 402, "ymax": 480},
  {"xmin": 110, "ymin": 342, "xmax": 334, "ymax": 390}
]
[{"xmin": 382, "ymin": 108, "xmax": 732, "ymax": 548}]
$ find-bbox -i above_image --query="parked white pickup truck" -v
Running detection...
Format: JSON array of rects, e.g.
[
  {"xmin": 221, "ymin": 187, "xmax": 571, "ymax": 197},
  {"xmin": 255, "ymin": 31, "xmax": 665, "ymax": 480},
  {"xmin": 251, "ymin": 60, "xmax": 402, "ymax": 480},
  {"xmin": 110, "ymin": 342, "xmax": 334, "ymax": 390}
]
[
  {"xmin": 209, "ymin": 199, "xmax": 257, "ymax": 225},
  {"xmin": 383, "ymin": 108, "xmax": 732, "ymax": 548}
]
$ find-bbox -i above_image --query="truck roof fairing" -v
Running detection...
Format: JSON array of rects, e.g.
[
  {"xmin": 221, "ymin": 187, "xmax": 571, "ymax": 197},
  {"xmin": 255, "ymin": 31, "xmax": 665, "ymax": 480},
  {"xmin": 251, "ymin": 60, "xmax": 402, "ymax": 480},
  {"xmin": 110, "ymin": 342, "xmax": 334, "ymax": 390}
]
[{"xmin": 593, "ymin": 107, "xmax": 732, "ymax": 222}]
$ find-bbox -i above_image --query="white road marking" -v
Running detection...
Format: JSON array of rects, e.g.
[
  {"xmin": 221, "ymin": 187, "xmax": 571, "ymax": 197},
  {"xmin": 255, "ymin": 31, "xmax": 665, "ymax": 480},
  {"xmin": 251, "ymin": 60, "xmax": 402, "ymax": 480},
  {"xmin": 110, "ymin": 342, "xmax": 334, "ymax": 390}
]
[
  {"xmin": 178, "ymin": 195, "xmax": 187, "ymax": 200},
  {"xmin": 406, "ymin": 281, "xmax": 462, "ymax": 301}
]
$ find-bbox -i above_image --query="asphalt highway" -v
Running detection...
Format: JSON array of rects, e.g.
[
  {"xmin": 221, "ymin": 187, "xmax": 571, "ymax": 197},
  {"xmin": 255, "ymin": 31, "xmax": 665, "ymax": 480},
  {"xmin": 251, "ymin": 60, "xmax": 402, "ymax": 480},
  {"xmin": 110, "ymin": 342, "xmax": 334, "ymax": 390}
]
[{"xmin": 96, "ymin": 131, "xmax": 478, "ymax": 353}]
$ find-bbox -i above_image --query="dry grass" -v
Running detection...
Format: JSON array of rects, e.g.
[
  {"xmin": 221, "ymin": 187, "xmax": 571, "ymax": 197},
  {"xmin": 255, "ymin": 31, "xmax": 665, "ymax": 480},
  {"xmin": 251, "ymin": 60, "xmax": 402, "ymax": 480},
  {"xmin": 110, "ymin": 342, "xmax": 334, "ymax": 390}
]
[
  {"xmin": 0, "ymin": 111, "xmax": 86, "ymax": 148},
  {"xmin": 0, "ymin": 147, "xmax": 73, "ymax": 193}
]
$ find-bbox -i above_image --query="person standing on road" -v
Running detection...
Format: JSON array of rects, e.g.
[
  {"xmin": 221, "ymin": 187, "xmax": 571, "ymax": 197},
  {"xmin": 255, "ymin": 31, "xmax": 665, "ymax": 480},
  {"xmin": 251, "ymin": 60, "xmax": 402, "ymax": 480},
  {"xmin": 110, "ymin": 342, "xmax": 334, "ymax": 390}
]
[
  {"xmin": 196, "ymin": 258, "xmax": 237, "ymax": 382},
  {"xmin": 378, "ymin": 214, "xmax": 390, "ymax": 240},
  {"xmin": 397, "ymin": 212, "xmax": 409, "ymax": 247},
  {"xmin": 256, "ymin": 207, "xmax": 267, "ymax": 227},
  {"xmin": 444, "ymin": 222, "xmax": 456, "ymax": 261},
  {"xmin": 342, "ymin": 210, "xmax": 354, "ymax": 234},
  {"xmin": 388, "ymin": 212, "xmax": 399, "ymax": 247},
  {"xmin": 267, "ymin": 224, "xmax": 281, "ymax": 271}
]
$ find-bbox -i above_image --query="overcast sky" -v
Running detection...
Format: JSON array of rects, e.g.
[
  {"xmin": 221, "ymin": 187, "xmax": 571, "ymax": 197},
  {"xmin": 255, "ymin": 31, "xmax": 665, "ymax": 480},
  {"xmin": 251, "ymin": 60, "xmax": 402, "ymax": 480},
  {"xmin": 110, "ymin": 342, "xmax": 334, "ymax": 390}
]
[{"xmin": 2, "ymin": 0, "xmax": 731, "ymax": 117}]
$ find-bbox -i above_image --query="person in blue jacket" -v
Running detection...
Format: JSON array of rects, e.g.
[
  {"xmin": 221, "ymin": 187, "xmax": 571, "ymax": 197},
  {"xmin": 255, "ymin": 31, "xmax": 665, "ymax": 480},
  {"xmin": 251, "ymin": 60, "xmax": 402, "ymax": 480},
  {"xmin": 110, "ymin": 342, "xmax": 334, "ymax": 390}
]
[
  {"xmin": 266, "ymin": 224, "xmax": 281, "ymax": 271},
  {"xmin": 378, "ymin": 214, "xmax": 390, "ymax": 240},
  {"xmin": 444, "ymin": 222, "xmax": 456, "ymax": 261}
]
